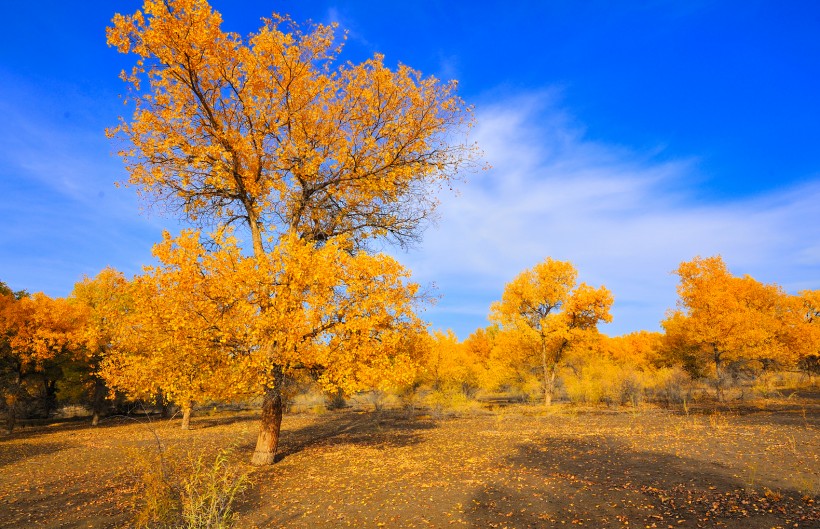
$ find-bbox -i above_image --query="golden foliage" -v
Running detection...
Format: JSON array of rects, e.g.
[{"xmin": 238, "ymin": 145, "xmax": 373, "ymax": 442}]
[
  {"xmin": 663, "ymin": 255, "xmax": 809, "ymax": 399},
  {"xmin": 107, "ymin": 0, "xmax": 480, "ymax": 252},
  {"xmin": 100, "ymin": 229, "xmax": 425, "ymax": 408},
  {"xmin": 104, "ymin": 0, "xmax": 481, "ymax": 461},
  {"xmin": 0, "ymin": 292, "xmax": 83, "ymax": 372},
  {"xmin": 489, "ymin": 258, "xmax": 613, "ymax": 404}
]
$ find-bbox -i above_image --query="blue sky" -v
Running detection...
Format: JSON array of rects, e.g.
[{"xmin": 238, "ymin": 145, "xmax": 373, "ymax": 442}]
[{"xmin": 1, "ymin": 1, "xmax": 818, "ymax": 338}]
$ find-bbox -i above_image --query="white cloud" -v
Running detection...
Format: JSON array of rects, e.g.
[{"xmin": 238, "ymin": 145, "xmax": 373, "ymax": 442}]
[{"xmin": 402, "ymin": 93, "xmax": 820, "ymax": 337}]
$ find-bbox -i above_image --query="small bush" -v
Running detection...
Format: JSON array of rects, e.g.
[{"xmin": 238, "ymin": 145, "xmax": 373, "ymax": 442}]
[
  {"xmin": 646, "ymin": 367, "xmax": 691, "ymax": 406},
  {"xmin": 132, "ymin": 446, "xmax": 249, "ymax": 529},
  {"xmin": 179, "ymin": 451, "xmax": 249, "ymax": 529},
  {"xmin": 423, "ymin": 389, "xmax": 485, "ymax": 418}
]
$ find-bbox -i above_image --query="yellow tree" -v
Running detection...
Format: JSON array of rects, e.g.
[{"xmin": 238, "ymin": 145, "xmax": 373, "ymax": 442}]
[
  {"xmin": 490, "ymin": 258, "xmax": 613, "ymax": 405},
  {"xmin": 788, "ymin": 290, "xmax": 820, "ymax": 380},
  {"xmin": 421, "ymin": 329, "xmax": 485, "ymax": 397},
  {"xmin": 70, "ymin": 268, "xmax": 130, "ymax": 426},
  {"xmin": 666, "ymin": 255, "xmax": 797, "ymax": 400},
  {"xmin": 99, "ymin": 240, "xmax": 240, "ymax": 430},
  {"xmin": 107, "ymin": 0, "xmax": 478, "ymax": 464},
  {"xmin": 603, "ymin": 331, "xmax": 664, "ymax": 370},
  {"xmin": 102, "ymin": 229, "xmax": 424, "ymax": 458},
  {"xmin": 0, "ymin": 291, "xmax": 84, "ymax": 432}
]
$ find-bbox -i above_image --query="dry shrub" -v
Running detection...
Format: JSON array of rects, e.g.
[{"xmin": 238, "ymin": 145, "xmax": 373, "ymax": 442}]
[
  {"xmin": 518, "ymin": 374, "xmax": 546, "ymax": 403},
  {"xmin": 562, "ymin": 357, "xmax": 644, "ymax": 405},
  {"xmin": 423, "ymin": 389, "xmax": 485, "ymax": 417},
  {"xmin": 752, "ymin": 371, "xmax": 781, "ymax": 399},
  {"xmin": 645, "ymin": 367, "xmax": 691, "ymax": 406},
  {"xmin": 131, "ymin": 445, "xmax": 249, "ymax": 529}
]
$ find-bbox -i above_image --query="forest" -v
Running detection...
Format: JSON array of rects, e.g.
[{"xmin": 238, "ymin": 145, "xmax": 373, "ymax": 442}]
[
  {"xmin": 1, "ymin": 0, "xmax": 818, "ymax": 528},
  {"xmin": 3, "ymin": 251, "xmax": 819, "ymax": 437}
]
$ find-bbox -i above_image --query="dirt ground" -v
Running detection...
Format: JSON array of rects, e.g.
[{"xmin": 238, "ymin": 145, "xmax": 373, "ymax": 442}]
[{"xmin": 1, "ymin": 397, "xmax": 818, "ymax": 529}]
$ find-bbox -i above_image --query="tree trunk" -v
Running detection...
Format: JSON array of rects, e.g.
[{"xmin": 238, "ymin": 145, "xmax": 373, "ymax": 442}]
[
  {"xmin": 90, "ymin": 377, "xmax": 107, "ymax": 426},
  {"xmin": 4, "ymin": 393, "xmax": 17, "ymax": 434},
  {"xmin": 713, "ymin": 346, "xmax": 724, "ymax": 402},
  {"xmin": 541, "ymin": 338, "xmax": 552, "ymax": 406},
  {"xmin": 4, "ymin": 374, "xmax": 21, "ymax": 434},
  {"xmin": 157, "ymin": 392, "xmax": 170, "ymax": 418},
  {"xmin": 544, "ymin": 368, "xmax": 557, "ymax": 406},
  {"xmin": 181, "ymin": 402, "xmax": 193, "ymax": 430},
  {"xmin": 44, "ymin": 378, "xmax": 58, "ymax": 418},
  {"xmin": 251, "ymin": 385, "xmax": 284, "ymax": 466}
]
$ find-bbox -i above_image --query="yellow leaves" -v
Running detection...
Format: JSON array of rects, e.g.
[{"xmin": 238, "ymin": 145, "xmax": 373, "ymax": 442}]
[
  {"xmin": 0, "ymin": 291, "xmax": 84, "ymax": 371},
  {"xmin": 108, "ymin": 0, "xmax": 480, "ymax": 249},
  {"xmin": 602, "ymin": 331, "xmax": 664, "ymax": 370},
  {"xmin": 96, "ymin": 227, "xmax": 425, "ymax": 406},
  {"xmin": 487, "ymin": 258, "xmax": 613, "ymax": 403},
  {"xmin": 667, "ymin": 255, "xmax": 804, "ymax": 370}
]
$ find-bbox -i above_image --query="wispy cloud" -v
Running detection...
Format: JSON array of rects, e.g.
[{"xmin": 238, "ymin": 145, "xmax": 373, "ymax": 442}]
[
  {"xmin": 3, "ymin": 78, "xmax": 817, "ymax": 339},
  {"xmin": 324, "ymin": 6, "xmax": 372, "ymax": 49},
  {"xmin": 403, "ymin": 92, "xmax": 820, "ymax": 337},
  {"xmin": 0, "ymin": 75, "xmax": 177, "ymax": 295}
]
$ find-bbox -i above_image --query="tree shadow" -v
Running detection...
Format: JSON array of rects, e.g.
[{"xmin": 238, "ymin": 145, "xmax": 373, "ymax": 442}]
[
  {"xmin": 0, "ymin": 413, "xmax": 157, "ymax": 443},
  {"xmin": 464, "ymin": 435, "xmax": 819, "ymax": 528},
  {"xmin": 188, "ymin": 411, "xmax": 260, "ymax": 430},
  {"xmin": 0, "ymin": 441, "xmax": 67, "ymax": 468},
  {"xmin": 0, "ymin": 462, "xmax": 128, "ymax": 529},
  {"xmin": 237, "ymin": 409, "xmax": 438, "ymax": 523},
  {"xmin": 244, "ymin": 409, "xmax": 436, "ymax": 463}
]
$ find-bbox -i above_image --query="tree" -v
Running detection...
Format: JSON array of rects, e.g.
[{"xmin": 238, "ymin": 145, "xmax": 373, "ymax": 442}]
[
  {"xmin": 107, "ymin": 0, "xmax": 478, "ymax": 464},
  {"xmin": 603, "ymin": 331, "xmax": 664, "ymax": 371},
  {"xmin": 100, "ymin": 235, "xmax": 244, "ymax": 430},
  {"xmin": 0, "ymin": 291, "xmax": 83, "ymax": 432},
  {"xmin": 665, "ymin": 255, "xmax": 798, "ymax": 400},
  {"xmin": 421, "ymin": 329, "xmax": 484, "ymax": 398},
  {"xmin": 70, "ymin": 268, "xmax": 129, "ymax": 426},
  {"xmin": 790, "ymin": 290, "xmax": 820, "ymax": 382},
  {"xmin": 103, "ymin": 228, "xmax": 424, "ymax": 458},
  {"xmin": 490, "ymin": 258, "xmax": 613, "ymax": 405}
]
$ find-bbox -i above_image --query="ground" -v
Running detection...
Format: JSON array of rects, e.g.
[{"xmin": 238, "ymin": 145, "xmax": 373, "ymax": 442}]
[{"xmin": 0, "ymin": 397, "xmax": 818, "ymax": 528}]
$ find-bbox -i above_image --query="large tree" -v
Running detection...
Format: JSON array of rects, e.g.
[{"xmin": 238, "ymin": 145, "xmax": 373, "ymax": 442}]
[
  {"xmin": 490, "ymin": 258, "xmax": 613, "ymax": 405},
  {"xmin": 106, "ymin": 0, "xmax": 477, "ymax": 464},
  {"xmin": 665, "ymin": 255, "xmax": 799, "ymax": 400}
]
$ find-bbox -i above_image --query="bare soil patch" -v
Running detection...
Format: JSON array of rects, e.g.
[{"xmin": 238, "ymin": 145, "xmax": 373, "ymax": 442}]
[{"xmin": 1, "ymin": 398, "xmax": 818, "ymax": 528}]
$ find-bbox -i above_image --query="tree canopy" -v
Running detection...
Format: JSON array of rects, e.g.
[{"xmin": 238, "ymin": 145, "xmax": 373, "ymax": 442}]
[{"xmin": 105, "ymin": 0, "xmax": 480, "ymax": 464}]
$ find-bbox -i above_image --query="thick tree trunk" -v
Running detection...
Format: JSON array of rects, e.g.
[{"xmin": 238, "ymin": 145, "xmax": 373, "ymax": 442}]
[
  {"xmin": 544, "ymin": 368, "xmax": 557, "ymax": 406},
  {"xmin": 90, "ymin": 377, "xmax": 107, "ymax": 427},
  {"xmin": 251, "ymin": 385, "xmax": 284, "ymax": 466},
  {"xmin": 44, "ymin": 378, "xmax": 58, "ymax": 418},
  {"xmin": 181, "ymin": 403, "xmax": 193, "ymax": 430}
]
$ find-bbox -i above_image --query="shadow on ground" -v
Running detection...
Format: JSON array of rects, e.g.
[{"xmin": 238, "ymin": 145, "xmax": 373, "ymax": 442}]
[
  {"xmin": 249, "ymin": 409, "xmax": 436, "ymax": 463},
  {"xmin": 464, "ymin": 435, "xmax": 819, "ymax": 528}
]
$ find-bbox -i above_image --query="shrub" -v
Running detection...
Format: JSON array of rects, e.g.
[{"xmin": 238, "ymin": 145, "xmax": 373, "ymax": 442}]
[
  {"xmin": 132, "ymin": 446, "xmax": 249, "ymax": 529},
  {"xmin": 645, "ymin": 367, "xmax": 691, "ymax": 406}
]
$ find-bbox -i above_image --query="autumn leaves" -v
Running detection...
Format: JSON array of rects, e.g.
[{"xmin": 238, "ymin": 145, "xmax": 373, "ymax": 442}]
[
  {"xmin": 4, "ymin": 0, "xmax": 819, "ymax": 475},
  {"xmin": 103, "ymin": 0, "xmax": 478, "ymax": 464},
  {"xmin": 664, "ymin": 255, "xmax": 819, "ymax": 400},
  {"xmin": 490, "ymin": 258, "xmax": 613, "ymax": 406}
]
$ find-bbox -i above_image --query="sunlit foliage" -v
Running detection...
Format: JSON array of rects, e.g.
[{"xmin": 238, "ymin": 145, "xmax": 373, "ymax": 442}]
[
  {"xmin": 106, "ymin": 0, "xmax": 479, "ymax": 464},
  {"xmin": 489, "ymin": 258, "xmax": 613, "ymax": 405},
  {"xmin": 663, "ymin": 255, "xmax": 804, "ymax": 400}
]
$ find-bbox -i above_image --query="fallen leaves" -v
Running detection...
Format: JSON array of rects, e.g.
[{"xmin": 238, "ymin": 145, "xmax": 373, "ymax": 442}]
[{"xmin": 0, "ymin": 404, "xmax": 818, "ymax": 528}]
